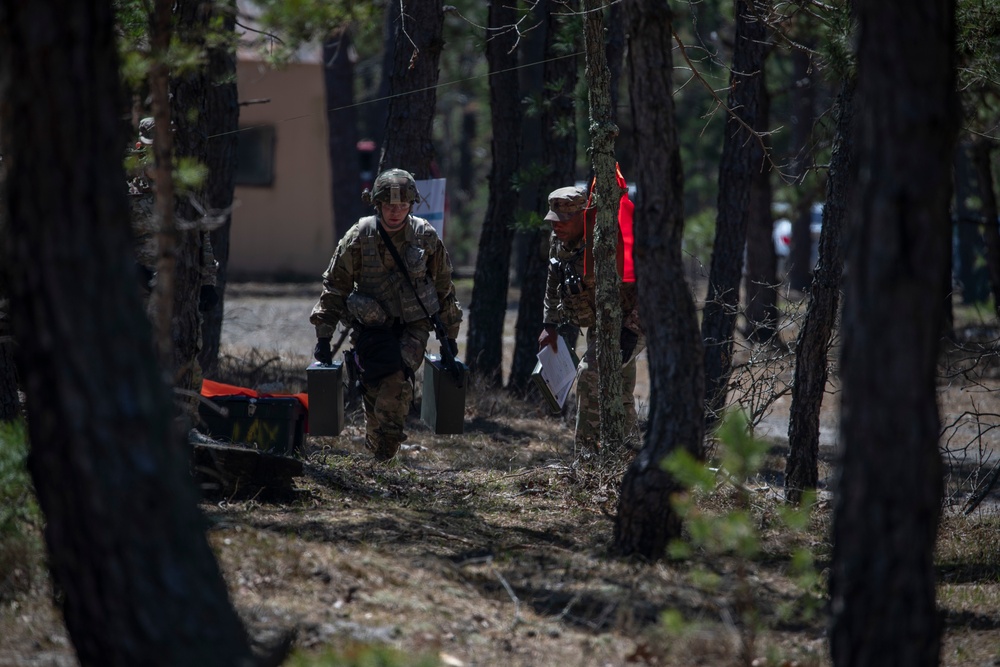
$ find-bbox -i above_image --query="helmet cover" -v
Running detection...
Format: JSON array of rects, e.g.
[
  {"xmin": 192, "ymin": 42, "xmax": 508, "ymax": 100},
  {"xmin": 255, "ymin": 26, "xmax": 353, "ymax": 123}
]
[{"xmin": 370, "ymin": 168, "xmax": 420, "ymax": 205}]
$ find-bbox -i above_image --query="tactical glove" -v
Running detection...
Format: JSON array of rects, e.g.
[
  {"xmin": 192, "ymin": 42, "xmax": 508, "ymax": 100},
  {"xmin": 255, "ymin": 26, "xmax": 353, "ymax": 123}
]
[
  {"xmin": 620, "ymin": 328, "xmax": 639, "ymax": 364},
  {"xmin": 446, "ymin": 338, "xmax": 459, "ymax": 357},
  {"xmin": 198, "ymin": 285, "xmax": 219, "ymax": 312},
  {"xmin": 314, "ymin": 336, "xmax": 333, "ymax": 365}
]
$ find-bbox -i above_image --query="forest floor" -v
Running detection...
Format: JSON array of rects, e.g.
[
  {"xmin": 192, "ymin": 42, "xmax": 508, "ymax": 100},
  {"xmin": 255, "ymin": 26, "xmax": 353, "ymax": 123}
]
[{"xmin": 2, "ymin": 280, "xmax": 999, "ymax": 667}]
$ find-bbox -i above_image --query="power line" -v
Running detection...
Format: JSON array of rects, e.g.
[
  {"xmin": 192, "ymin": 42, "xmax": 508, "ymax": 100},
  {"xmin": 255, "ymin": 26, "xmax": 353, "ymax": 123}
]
[{"xmin": 207, "ymin": 50, "xmax": 584, "ymax": 140}]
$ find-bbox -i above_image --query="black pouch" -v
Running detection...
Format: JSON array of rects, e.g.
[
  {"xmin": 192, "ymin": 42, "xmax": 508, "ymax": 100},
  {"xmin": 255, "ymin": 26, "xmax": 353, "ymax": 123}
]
[{"xmin": 355, "ymin": 326, "xmax": 403, "ymax": 386}]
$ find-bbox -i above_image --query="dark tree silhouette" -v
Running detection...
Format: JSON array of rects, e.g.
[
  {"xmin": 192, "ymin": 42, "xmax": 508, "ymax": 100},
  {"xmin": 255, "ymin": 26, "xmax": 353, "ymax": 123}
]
[
  {"xmin": 508, "ymin": 1, "xmax": 580, "ymax": 394},
  {"xmin": 971, "ymin": 139, "xmax": 1000, "ymax": 320},
  {"xmin": 616, "ymin": 0, "xmax": 705, "ymax": 559},
  {"xmin": 830, "ymin": 0, "xmax": 957, "ymax": 663},
  {"xmin": 191, "ymin": 0, "xmax": 240, "ymax": 379},
  {"xmin": 324, "ymin": 26, "xmax": 363, "ymax": 242},
  {"xmin": 465, "ymin": 0, "xmax": 523, "ymax": 385},
  {"xmin": 378, "ymin": 0, "xmax": 443, "ymax": 178},
  {"xmin": 701, "ymin": 0, "xmax": 769, "ymax": 425},
  {"xmin": 742, "ymin": 65, "xmax": 780, "ymax": 345},
  {"xmin": 0, "ymin": 0, "xmax": 255, "ymax": 662},
  {"xmin": 170, "ymin": 0, "xmax": 236, "ymax": 411},
  {"xmin": 785, "ymin": 80, "xmax": 855, "ymax": 504},
  {"xmin": 583, "ymin": 0, "xmax": 627, "ymax": 446},
  {"xmin": 786, "ymin": 46, "xmax": 819, "ymax": 293},
  {"xmin": 0, "ymin": 286, "xmax": 16, "ymax": 421},
  {"xmin": 0, "ymin": 229, "xmax": 17, "ymax": 421}
]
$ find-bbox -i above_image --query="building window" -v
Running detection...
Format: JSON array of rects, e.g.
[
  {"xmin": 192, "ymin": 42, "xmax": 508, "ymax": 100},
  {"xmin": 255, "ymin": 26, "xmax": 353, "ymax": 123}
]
[{"xmin": 234, "ymin": 125, "xmax": 275, "ymax": 186}]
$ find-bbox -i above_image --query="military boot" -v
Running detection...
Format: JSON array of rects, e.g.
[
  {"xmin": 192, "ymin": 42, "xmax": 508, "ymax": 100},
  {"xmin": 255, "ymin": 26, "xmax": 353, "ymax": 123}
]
[{"xmin": 366, "ymin": 432, "xmax": 405, "ymax": 462}]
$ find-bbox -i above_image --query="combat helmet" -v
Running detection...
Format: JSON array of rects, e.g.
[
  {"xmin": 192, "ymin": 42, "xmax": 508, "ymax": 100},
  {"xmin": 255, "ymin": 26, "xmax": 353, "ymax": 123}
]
[{"xmin": 364, "ymin": 168, "xmax": 421, "ymax": 206}]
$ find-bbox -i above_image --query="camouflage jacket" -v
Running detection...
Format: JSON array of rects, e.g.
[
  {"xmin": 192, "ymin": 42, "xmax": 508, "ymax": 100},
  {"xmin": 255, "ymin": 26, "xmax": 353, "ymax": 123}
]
[
  {"xmin": 310, "ymin": 215, "xmax": 463, "ymax": 339},
  {"xmin": 543, "ymin": 232, "xmax": 642, "ymax": 334}
]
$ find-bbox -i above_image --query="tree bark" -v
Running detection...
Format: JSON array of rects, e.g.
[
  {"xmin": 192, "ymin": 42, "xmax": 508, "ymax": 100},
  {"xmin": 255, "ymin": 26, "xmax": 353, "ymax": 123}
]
[
  {"xmin": 701, "ymin": 0, "xmax": 768, "ymax": 426},
  {"xmin": 583, "ymin": 0, "xmax": 625, "ymax": 448},
  {"xmin": 971, "ymin": 140, "xmax": 1000, "ymax": 320},
  {"xmin": 742, "ymin": 65, "xmax": 779, "ymax": 344},
  {"xmin": 786, "ymin": 47, "xmax": 818, "ymax": 293},
  {"xmin": 785, "ymin": 80, "xmax": 855, "ymax": 504},
  {"xmin": 511, "ymin": 0, "xmax": 547, "ymax": 290},
  {"xmin": 0, "ymin": 0, "xmax": 254, "ymax": 662},
  {"xmin": 171, "ymin": 0, "xmax": 227, "ymax": 417},
  {"xmin": 378, "ymin": 0, "xmax": 443, "ymax": 178},
  {"xmin": 830, "ymin": 0, "xmax": 956, "ymax": 663},
  {"xmin": 954, "ymin": 142, "xmax": 991, "ymax": 304},
  {"xmin": 0, "ymin": 229, "xmax": 17, "ymax": 421},
  {"xmin": 324, "ymin": 26, "xmax": 363, "ymax": 242},
  {"xmin": 616, "ymin": 0, "xmax": 705, "ymax": 559},
  {"xmin": 509, "ymin": 1, "xmax": 580, "ymax": 394},
  {"xmin": 0, "ymin": 299, "xmax": 17, "ymax": 422},
  {"xmin": 465, "ymin": 0, "xmax": 522, "ymax": 386},
  {"xmin": 198, "ymin": 0, "xmax": 239, "ymax": 379}
]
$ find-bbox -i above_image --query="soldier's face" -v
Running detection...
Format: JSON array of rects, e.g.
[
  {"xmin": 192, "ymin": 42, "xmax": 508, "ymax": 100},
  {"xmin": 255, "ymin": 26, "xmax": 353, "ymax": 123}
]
[
  {"xmin": 380, "ymin": 202, "xmax": 411, "ymax": 230},
  {"xmin": 551, "ymin": 210, "xmax": 585, "ymax": 243}
]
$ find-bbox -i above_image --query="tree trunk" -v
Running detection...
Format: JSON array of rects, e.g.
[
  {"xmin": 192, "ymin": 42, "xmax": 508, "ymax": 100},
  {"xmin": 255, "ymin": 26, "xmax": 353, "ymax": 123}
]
[
  {"xmin": 616, "ymin": 0, "xmax": 705, "ymax": 559},
  {"xmin": 148, "ymin": 0, "xmax": 177, "ymax": 369},
  {"xmin": 786, "ymin": 47, "xmax": 817, "ymax": 293},
  {"xmin": 606, "ymin": 1, "xmax": 630, "ymax": 174},
  {"xmin": 324, "ymin": 26, "xmax": 363, "ymax": 242},
  {"xmin": 971, "ymin": 140, "xmax": 1000, "ymax": 320},
  {"xmin": 701, "ymin": 0, "xmax": 768, "ymax": 426},
  {"xmin": 0, "ymin": 300, "xmax": 17, "ymax": 421},
  {"xmin": 742, "ymin": 65, "xmax": 779, "ymax": 344},
  {"xmin": 508, "ymin": 1, "xmax": 580, "ymax": 394},
  {"xmin": 465, "ymin": 0, "xmax": 522, "ymax": 386},
  {"xmin": 171, "ymin": 0, "xmax": 226, "ymax": 419},
  {"xmin": 511, "ymin": 0, "xmax": 547, "ymax": 289},
  {"xmin": 0, "ymin": 234, "xmax": 17, "ymax": 421},
  {"xmin": 378, "ymin": 0, "xmax": 443, "ymax": 178},
  {"xmin": 785, "ymin": 80, "xmax": 855, "ymax": 504},
  {"xmin": 198, "ymin": 0, "xmax": 239, "ymax": 379},
  {"xmin": 830, "ymin": 0, "xmax": 956, "ymax": 664},
  {"xmin": 0, "ymin": 0, "xmax": 254, "ymax": 662},
  {"xmin": 368, "ymin": 1, "xmax": 400, "ymax": 154},
  {"xmin": 583, "ymin": 0, "xmax": 626, "ymax": 448}
]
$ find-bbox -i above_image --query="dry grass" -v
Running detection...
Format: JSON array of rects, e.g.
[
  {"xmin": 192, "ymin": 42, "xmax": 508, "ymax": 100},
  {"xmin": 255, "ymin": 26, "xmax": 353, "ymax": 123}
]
[{"xmin": 2, "ymin": 288, "xmax": 1000, "ymax": 667}]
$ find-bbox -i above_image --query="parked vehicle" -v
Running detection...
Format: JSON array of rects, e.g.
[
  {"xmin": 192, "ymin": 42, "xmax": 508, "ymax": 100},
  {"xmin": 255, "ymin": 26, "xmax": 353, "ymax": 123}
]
[{"xmin": 773, "ymin": 202, "xmax": 823, "ymax": 276}]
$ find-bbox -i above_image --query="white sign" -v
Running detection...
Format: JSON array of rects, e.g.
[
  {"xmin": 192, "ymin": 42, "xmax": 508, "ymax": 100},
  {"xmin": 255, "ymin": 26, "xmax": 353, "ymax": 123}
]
[{"xmin": 413, "ymin": 178, "xmax": 447, "ymax": 240}]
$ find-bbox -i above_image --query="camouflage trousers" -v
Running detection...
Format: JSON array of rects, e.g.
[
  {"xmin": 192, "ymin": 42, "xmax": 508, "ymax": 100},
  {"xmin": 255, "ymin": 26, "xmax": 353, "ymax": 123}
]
[
  {"xmin": 574, "ymin": 327, "xmax": 645, "ymax": 450},
  {"xmin": 360, "ymin": 324, "xmax": 429, "ymax": 460}
]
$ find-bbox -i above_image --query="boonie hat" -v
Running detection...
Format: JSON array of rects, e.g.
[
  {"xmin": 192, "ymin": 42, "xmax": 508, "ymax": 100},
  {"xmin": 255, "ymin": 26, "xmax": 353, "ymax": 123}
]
[{"xmin": 545, "ymin": 186, "xmax": 588, "ymax": 222}]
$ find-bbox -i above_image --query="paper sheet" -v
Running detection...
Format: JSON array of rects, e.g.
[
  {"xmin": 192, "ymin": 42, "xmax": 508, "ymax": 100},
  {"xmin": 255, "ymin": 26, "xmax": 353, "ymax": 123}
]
[{"xmin": 535, "ymin": 336, "xmax": 577, "ymax": 409}]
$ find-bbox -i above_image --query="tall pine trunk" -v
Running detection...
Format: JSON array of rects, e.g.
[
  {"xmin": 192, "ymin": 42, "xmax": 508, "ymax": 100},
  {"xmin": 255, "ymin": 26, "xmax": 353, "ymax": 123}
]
[
  {"xmin": 785, "ymin": 80, "xmax": 855, "ymax": 503},
  {"xmin": 0, "ymin": 0, "xmax": 254, "ymax": 662},
  {"xmin": 197, "ymin": 0, "xmax": 239, "ymax": 379},
  {"xmin": 378, "ymin": 0, "xmax": 443, "ymax": 178},
  {"xmin": 324, "ymin": 26, "xmax": 363, "ymax": 242},
  {"xmin": 508, "ymin": 1, "xmax": 580, "ymax": 394},
  {"xmin": 616, "ymin": 0, "xmax": 705, "ymax": 559},
  {"xmin": 830, "ymin": 0, "xmax": 956, "ymax": 663},
  {"xmin": 701, "ymin": 0, "xmax": 767, "ymax": 425},
  {"xmin": 742, "ymin": 66, "xmax": 780, "ymax": 344},
  {"xmin": 465, "ymin": 0, "xmax": 522, "ymax": 385},
  {"xmin": 583, "ymin": 0, "xmax": 625, "ymax": 447}
]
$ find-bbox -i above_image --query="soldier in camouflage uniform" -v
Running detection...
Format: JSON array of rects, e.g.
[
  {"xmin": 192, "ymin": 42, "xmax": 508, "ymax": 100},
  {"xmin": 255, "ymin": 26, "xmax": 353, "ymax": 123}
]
[
  {"xmin": 538, "ymin": 186, "xmax": 645, "ymax": 450},
  {"xmin": 310, "ymin": 168, "xmax": 463, "ymax": 461}
]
